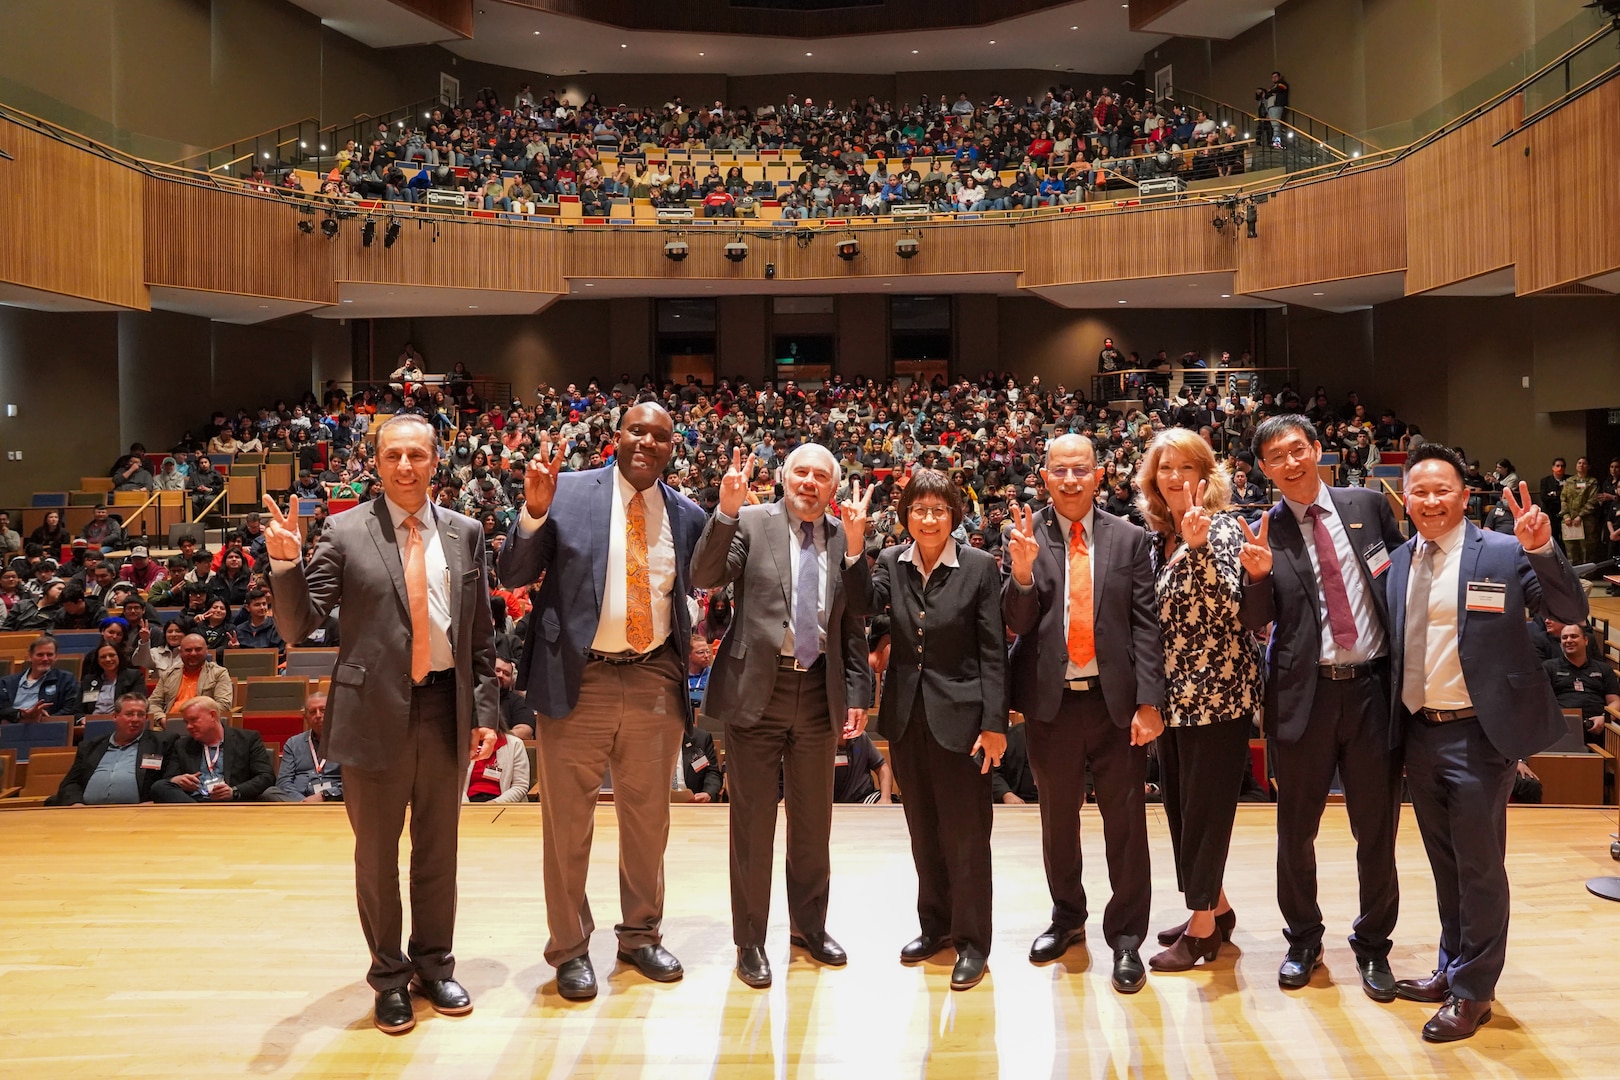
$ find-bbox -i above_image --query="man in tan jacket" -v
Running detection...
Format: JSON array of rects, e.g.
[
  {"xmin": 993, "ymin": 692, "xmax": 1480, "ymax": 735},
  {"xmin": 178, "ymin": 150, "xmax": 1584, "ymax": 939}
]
[{"xmin": 147, "ymin": 633, "xmax": 234, "ymax": 721}]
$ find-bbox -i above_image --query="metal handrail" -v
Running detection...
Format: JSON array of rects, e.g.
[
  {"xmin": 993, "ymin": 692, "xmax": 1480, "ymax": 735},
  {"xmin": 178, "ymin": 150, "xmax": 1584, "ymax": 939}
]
[
  {"xmin": 192, "ymin": 487, "xmax": 227, "ymax": 523},
  {"xmin": 170, "ymin": 117, "xmax": 318, "ymax": 168}
]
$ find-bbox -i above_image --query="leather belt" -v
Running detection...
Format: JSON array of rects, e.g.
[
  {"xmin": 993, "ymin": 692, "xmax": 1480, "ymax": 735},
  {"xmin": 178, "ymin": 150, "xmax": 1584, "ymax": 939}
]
[
  {"xmin": 1063, "ymin": 677, "xmax": 1100, "ymax": 692},
  {"xmin": 413, "ymin": 668, "xmax": 455, "ymax": 686},
  {"xmin": 777, "ymin": 654, "xmax": 826, "ymax": 673},
  {"xmin": 1319, "ymin": 662, "xmax": 1378, "ymax": 681},
  {"xmin": 1417, "ymin": 706, "xmax": 1477, "ymax": 724},
  {"xmin": 586, "ymin": 646, "xmax": 662, "ymax": 665}
]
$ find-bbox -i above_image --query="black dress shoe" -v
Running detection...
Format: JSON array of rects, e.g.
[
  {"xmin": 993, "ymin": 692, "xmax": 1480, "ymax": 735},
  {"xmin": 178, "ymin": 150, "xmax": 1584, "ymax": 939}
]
[
  {"xmin": 1277, "ymin": 943, "xmax": 1323, "ymax": 989},
  {"xmin": 950, "ymin": 950, "xmax": 988, "ymax": 991},
  {"xmin": 900, "ymin": 934, "xmax": 951, "ymax": 965},
  {"xmin": 1028, "ymin": 924, "xmax": 1086, "ymax": 964},
  {"xmin": 411, "ymin": 977, "xmax": 472, "ymax": 1015},
  {"xmin": 373, "ymin": 988, "xmax": 416, "ymax": 1035},
  {"xmin": 616, "ymin": 944, "xmax": 684, "ymax": 983},
  {"xmin": 556, "ymin": 955, "xmax": 598, "ymax": 1001},
  {"xmin": 1394, "ymin": 969, "xmax": 1450, "ymax": 1003},
  {"xmin": 1358, "ymin": 957, "xmax": 1397, "ymax": 1002},
  {"xmin": 736, "ymin": 945, "xmax": 772, "ymax": 988},
  {"xmin": 789, "ymin": 931, "xmax": 848, "ymax": 966},
  {"xmin": 1422, "ymin": 996, "xmax": 1492, "ymax": 1042},
  {"xmin": 1112, "ymin": 948, "xmax": 1146, "ymax": 994}
]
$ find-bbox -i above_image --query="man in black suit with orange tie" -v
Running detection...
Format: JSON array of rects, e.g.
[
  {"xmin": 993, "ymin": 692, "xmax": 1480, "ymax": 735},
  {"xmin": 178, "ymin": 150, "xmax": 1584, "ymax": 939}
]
[
  {"xmin": 1001, "ymin": 433, "xmax": 1166, "ymax": 994},
  {"xmin": 1247, "ymin": 415, "xmax": 1408, "ymax": 1001}
]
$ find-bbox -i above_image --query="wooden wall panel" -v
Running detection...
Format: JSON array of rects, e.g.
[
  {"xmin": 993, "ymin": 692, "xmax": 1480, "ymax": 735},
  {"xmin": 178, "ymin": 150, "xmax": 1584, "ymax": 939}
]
[
  {"xmin": 332, "ymin": 217, "xmax": 565, "ymax": 294},
  {"xmin": 1020, "ymin": 205, "xmax": 1238, "ymax": 287},
  {"xmin": 504, "ymin": 0, "xmax": 1070, "ymax": 36},
  {"xmin": 386, "ymin": 0, "xmax": 473, "ymax": 37},
  {"xmin": 563, "ymin": 222, "xmax": 1021, "ymax": 284},
  {"xmin": 143, "ymin": 178, "xmax": 338, "ymax": 304},
  {"xmin": 1234, "ymin": 164, "xmax": 1408, "ymax": 293},
  {"xmin": 1404, "ymin": 98, "xmax": 1521, "ymax": 294},
  {"xmin": 1513, "ymin": 76, "xmax": 1620, "ymax": 294},
  {"xmin": 0, "ymin": 119, "xmax": 146, "ymax": 309}
]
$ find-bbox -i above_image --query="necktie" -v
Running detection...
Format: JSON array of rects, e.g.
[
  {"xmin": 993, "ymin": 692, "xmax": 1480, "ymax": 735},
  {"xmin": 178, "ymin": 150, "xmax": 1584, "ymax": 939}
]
[
  {"xmin": 402, "ymin": 515, "xmax": 432, "ymax": 683},
  {"xmin": 795, "ymin": 520, "xmax": 821, "ymax": 669},
  {"xmin": 626, "ymin": 490, "xmax": 653, "ymax": 652},
  {"xmin": 1305, "ymin": 505, "xmax": 1359, "ymax": 651},
  {"xmin": 1067, "ymin": 521, "xmax": 1094, "ymax": 669},
  {"xmin": 1401, "ymin": 541, "xmax": 1438, "ymax": 715}
]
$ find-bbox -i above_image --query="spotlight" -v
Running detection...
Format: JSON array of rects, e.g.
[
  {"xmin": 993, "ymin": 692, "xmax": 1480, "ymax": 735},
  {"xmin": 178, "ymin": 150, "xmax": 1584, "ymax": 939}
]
[
  {"xmin": 895, "ymin": 237, "xmax": 920, "ymax": 259},
  {"xmin": 297, "ymin": 220, "xmax": 314, "ymax": 235},
  {"xmin": 361, "ymin": 218, "xmax": 376, "ymax": 247},
  {"xmin": 664, "ymin": 240, "xmax": 689, "ymax": 261},
  {"xmin": 724, "ymin": 239, "xmax": 748, "ymax": 263},
  {"xmin": 383, "ymin": 218, "xmax": 401, "ymax": 248},
  {"xmin": 1211, "ymin": 215, "xmax": 1227, "ymax": 231},
  {"xmin": 320, "ymin": 216, "xmax": 339, "ymax": 239},
  {"xmin": 1245, "ymin": 202, "xmax": 1259, "ymax": 238},
  {"xmin": 835, "ymin": 237, "xmax": 860, "ymax": 261},
  {"xmin": 764, "ymin": 262, "xmax": 776, "ymax": 279}
]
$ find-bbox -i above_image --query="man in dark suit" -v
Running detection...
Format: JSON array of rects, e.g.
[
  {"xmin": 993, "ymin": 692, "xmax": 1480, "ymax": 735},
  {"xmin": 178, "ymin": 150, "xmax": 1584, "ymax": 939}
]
[
  {"xmin": 266, "ymin": 413, "xmax": 499, "ymax": 1035},
  {"xmin": 1001, "ymin": 433, "xmax": 1165, "ymax": 994},
  {"xmin": 497, "ymin": 403, "xmax": 707, "ymax": 1002},
  {"xmin": 149, "ymin": 695, "xmax": 275, "ymax": 803},
  {"xmin": 1247, "ymin": 415, "xmax": 1408, "ymax": 1000},
  {"xmin": 1386, "ymin": 447, "xmax": 1586, "ymax": 1042},
  {"xmin": 47, "ymin": 693, "xmax": 167, "ymax": 805},
  {"xmin": 690, "ymin": 444, "xmax": 873, "ymax": 989}
]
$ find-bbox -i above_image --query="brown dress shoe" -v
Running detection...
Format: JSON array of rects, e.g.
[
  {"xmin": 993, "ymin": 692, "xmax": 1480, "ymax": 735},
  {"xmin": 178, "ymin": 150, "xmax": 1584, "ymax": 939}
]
[
  {"xmin": 1422, "ymin": 996, "xmax": 1492, "ymax": 1042},
  {"xmin": 1156, "ymin": 909, "xmax": 1236, "ymax": 947},
  {"xmin": 1148, "ymin": 932, "xmax": 1222, "ymax": 972},
  {"xmin": 1394, "ymin": 969, "xmax": 1450, "ymax": 1003}
]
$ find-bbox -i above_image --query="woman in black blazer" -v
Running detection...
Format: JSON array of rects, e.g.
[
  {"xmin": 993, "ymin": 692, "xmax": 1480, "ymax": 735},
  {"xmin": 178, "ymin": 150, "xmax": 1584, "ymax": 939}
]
[
  {"xmin": 842, "ymin": 468, "xmax": 1009, "ymax": 991},
  {"xmin": 78, "ymin": 642, "xmax": 147, "ymax": 717}
]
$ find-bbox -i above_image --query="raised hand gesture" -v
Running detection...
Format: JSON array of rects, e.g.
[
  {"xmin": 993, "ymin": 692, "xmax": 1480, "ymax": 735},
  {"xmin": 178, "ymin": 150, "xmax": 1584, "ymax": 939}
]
[
  {"xmin": 523, "ymin": 433, "xmax": 569, "ymax": 520},
  {"xmin": 1502, "ymin": 480, "xmax": 1552, "ymax": 552},
  {"xmin": 1006, "ymin": 503, "xmax": 1041, "ymax": 586},
  {"xmin": 1237, "ymin": 512, "xmax": 1272, "ymax": 580},
  {"xmin": 718, "ymin": 446, "xmax": 756, "ymax": 518},
  {"xmin": 261, "ymin": 495, "xmax": 304, "ymax": 563},
  {"xmin": 841, "ymin": 477, "xmax": 875, "ymax": 558},
  {"xmin": 1179, "ymin": 479, "xmax": 1212, "ymax": 549}
]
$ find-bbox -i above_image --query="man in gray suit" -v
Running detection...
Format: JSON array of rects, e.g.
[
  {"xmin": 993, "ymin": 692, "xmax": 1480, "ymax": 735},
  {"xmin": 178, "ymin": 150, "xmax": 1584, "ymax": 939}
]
[
  {"xmin": 265, "ymin": 414, "xmax": 498, "ymax": 1035},
  {"xmin": 690, "ymin": 444, "xmax": 873, "ymax": 989}
]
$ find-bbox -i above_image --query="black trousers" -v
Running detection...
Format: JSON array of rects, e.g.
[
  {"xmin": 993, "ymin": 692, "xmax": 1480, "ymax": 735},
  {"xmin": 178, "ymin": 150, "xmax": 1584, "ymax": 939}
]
[
  {"xmin": 1024, "ymin": 688, "xmax": 1149, "ymax": 949},
  {"xmin": 342, "ymin": 679, "xmax": 462, "ymax": 992},
  {"xmin": 1404, "ymin": 714, "xmax": 1515, "ymax": 1002},
  {"xmin": 1273, "ymin": 671, "xmax": 1402, "ymax": 959},
  {"xmin": 725, "ymin": 664, "xmax": 836, "ymax": 949},
  {"xmin": 1159, "ymin": 718, "xmax": 1249, "ymax": 911},
  {"xmin": 891, "ymin": 699, "xmax": 994, "ymax": 957}
]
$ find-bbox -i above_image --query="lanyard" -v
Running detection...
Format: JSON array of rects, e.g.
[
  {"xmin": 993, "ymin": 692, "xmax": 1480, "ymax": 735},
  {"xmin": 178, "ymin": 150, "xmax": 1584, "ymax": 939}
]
[
  {"xmin": 308, "ymin": 737, "xmax": 324, "ymax": 776},
  {"xmin": 203, "ymin": 743, "xmax": 221, "ymax": 774}
]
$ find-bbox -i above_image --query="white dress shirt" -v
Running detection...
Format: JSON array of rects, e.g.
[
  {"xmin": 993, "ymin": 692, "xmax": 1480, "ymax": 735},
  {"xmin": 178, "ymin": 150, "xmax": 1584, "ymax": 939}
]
[
  {"xmin": 383, "ymin": 497, "xmax": 455, "ymax": 674},
  {"xmin": 1282, "ymin": 483, "xmax": 1386, "ymax": 666},
  {"xmin": 1052, "ymin": 507, "xmax": 1100, "ymax": 679},
  {"xmin": 1407, "ymin": 520, "xmax": 1470, "ymax": 710},
  {"xmin": 898, "ymin": 536, "xmax": 960, "ymax": 586},
  {"xmin": 782, "ymin": 510, "xmax": 829, "ymax": 657}
]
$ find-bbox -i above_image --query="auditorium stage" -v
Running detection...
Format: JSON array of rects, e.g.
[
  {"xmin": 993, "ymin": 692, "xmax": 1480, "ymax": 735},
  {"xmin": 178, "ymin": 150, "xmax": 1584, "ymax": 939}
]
[{"xmin": 4, "ymin": 803, "xmax": 1617, "ymax": 1078}]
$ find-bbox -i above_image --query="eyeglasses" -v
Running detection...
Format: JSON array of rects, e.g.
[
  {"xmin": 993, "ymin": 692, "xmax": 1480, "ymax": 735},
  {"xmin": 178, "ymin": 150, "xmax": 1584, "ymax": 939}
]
[
  {"xmin": 1045, "ymin": 466, "xmax": 1095, "ymax": 480},
  {"xmin": 1261, "ymin": 445, "xmax": 1313, "ymax": 468},
  {"xmin": 908, "ymin": 505, "xmax": 951, "ymax": 520}
]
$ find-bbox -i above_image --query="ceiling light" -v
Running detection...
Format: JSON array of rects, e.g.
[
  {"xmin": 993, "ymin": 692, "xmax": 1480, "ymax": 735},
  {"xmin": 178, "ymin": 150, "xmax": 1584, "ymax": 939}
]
[
  {"xmin": 912, "ymin": 50, "xmax": 919, "ymax": 54},
  {"xmin": 806, "ymin": 51, "xmax": 813, "ymax": 56},
  {"xmin": 699, "ymin": 52, "xmax": 705, "ymax": 56},
  {"xmin": 468, "ymin": 305, "xmax": 478, "ymax": 309},
  {"xmin": 262, "ymin": 152, "xmax": 270, "ymax": 160},
  {"xmin": 1072, "ymin": 25, "xmax": 1079, "ymax": 30},
  {"xmin": 1221, "ymin": 293, "xmax": 1231, "ymax": 298},
  {"xmin": 533, "ymin": 30, "xmax": 540, "ymax": 35},
  {"xmin": 989, "ymin": 40, "xmax": 996, "ymax": 44},
  {"xmin": 1117, "ymin": 299, "xmax": 1127, "ymax": 304},
  {"xmin": 1313, "ymin": 292, "xmax": 1325, "ymax": 296},
  {"xmin": 319, "ymin": 144, "xmax": 327, "ymax": 151},
  {"xmin": 342, "ymin": 299, "xmax": 353, "ymax": 303},
  {"xmin": 584, "ymin": 282, "xmax": 595, "ymax": 287},
  {"xmin": 620, "ymin": 43, "xmax": 627, "ymax": 48},
  {"xmin": 258, "ymin": 305, "xmax": 268, "ymax": 310},
  {"xmin": 299, "ymin": 141, "xmax": 307, "ymax": 149}
]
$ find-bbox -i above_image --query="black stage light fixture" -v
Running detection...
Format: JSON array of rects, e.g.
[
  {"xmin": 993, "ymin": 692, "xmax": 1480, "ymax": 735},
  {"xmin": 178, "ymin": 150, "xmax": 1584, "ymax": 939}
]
[
  {"xmin": 724, "ymin": 238, "xmax": 748, "ymax": 262},
  {"xmin": 320, "ymin": 216, "xmax": 339, "ymax": 239},
  {"xmin": 834, "ymin": 237, "xmax": 860, "ymax": 261},
  {"xmin": 384, "ymin": 218, "xmax": 401, "ymax": 248},
  {"xmin": 361, "ymin": 218, "xmax": 376, "ymax": 247},
  {"xmin": 664, "ymin": 239, "xmax": 689, "ymax": 261},
  {"xmin": 895, "ymin": 237, "xmax": 919, "ymax": 259},
  {"xmin": 297, "ymin": 220, "xmax": 314, "ymax": 235}
]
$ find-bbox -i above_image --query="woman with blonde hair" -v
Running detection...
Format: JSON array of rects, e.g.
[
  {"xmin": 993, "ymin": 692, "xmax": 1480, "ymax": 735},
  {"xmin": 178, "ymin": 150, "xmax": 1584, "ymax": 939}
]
[{"xmin": 1134, "ymin": 428, "xmax": 1271, "ymax": 973}]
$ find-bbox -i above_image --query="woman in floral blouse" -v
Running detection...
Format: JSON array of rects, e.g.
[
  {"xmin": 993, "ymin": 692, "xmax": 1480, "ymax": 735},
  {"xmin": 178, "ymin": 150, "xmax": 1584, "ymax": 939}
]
[{"xmin": 1135, "ymin": 428, "xmax": 1272, "ymax": 974}]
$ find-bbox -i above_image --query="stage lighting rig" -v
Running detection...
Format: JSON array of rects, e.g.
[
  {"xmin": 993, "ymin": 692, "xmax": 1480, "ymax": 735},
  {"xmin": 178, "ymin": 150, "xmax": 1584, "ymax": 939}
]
[
  {"xmin": 664, "ymin": 239, "xmax": 689, "ymax": 261},
  {"xmin": 835, "ymin": 236, "xmax": 860, "ymax": 261},
  {"xmin": 383, "ymin": 218, "xmax": 401, "ymax": 248}
]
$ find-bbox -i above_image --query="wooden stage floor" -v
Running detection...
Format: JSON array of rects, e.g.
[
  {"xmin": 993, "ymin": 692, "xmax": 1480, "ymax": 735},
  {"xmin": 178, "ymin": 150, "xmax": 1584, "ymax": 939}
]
[{"xmin": 4, "ymin": 803, "xmax": 1618, "ymax": 1079}]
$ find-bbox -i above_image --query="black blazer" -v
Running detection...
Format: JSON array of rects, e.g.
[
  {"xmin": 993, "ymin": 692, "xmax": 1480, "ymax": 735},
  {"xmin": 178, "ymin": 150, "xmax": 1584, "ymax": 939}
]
[
  {"xmin": 843, "ymin": 542, "xmax": 1008, "ymax": 754},
  {"xmin": 159, "ymin": 726, "xmax": 275, "ymax": 801},
  {"xmin": 47, "ymin": 730, "xmax": 170, "ymax": 805},
  {"xmin": 1250, "ymin": 487, "xmax": 1406, "ymax": 744},
  {"xmin": 75, "ymin": 667, "xmax": 148, "ymax": 717},
  {"xmin": 1002, "ymin": 506, "xmax": 1165, "ymax": 728}
]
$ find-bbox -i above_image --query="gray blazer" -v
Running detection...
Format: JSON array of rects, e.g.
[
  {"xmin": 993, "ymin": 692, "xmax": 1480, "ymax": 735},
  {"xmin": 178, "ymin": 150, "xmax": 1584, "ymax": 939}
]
[
  {"xmin": 690, "ymin": 502, "xmax": 872, "ymax": 731},
  {"xmin": 270, "ymin": 498, "xmax": 500, "ymax": 772}
]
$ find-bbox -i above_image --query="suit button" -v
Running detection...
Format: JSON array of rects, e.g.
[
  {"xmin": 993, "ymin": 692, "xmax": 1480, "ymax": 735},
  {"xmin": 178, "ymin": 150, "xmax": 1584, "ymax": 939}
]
[
  {"xmin": 782, "ymin": 620, "xmax": 789, "ymax": 628},
  {"xmin": 918, "ymin": 611, "xmax": 924, "ymax": 619},
  {"xmin": 917, "ymin": 663, "xmax": 923, "ymax": 670}
]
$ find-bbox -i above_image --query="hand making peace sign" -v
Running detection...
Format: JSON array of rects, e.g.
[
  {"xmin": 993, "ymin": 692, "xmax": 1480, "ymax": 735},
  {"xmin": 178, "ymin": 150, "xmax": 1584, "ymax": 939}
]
[
  {"xmin": 718, "ymin": 446, "xmax": 757, "ymax": 518},
  {"xmin": 1501, "ymin": 480, "xmax": 1552, "ymax": 552},
  {"xmin": 522, "ymin": 433, "xmax": 570, "ymax": 520},
  {"xmin": 261, "ymin": 495, "xmax": 304, "ymax": 562},
  {"xmin": 1237, "ymin": 512, "xmax": 1272, "ymax": 580},
  {"xmin": 1179, "ymin": 479, "xmax": 1212, "ymax": 549},
  {"xmin": 841, "ymin": 477, "xmax": 875, "ymax": 558},
  {"xmin": 1006, "ymin": 502, "xmax": 1041, "ymax": 586}
]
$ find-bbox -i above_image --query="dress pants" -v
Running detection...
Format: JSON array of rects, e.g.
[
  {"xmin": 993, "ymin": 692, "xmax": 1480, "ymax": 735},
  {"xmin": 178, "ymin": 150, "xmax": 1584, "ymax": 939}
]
[
  {"xmin": 891, "ymin": 699, "xmax": 994, "ymax": 957},
  {"xmin": 341, "ymin": 678, "xmax": 462, "ymax": 992},
  {"xmin": 1274, "ymin": 670, "xmax": 1402, "ymax": 959},
  {"xmin": 725, "ymin": 662, "xmax": 837, "ymax": 948},
  {"xmin": 1403, "ymin": 714, "xmax": 1515, "ymax": 1002},
  {"xmin": 1024, "ymin": 687, "xmax": 1150, "ymax": 949},
  {"xmin": 533, "ymin": 643, "xmax": 684, "ymax": 967},
  {"xmin": 1159, "ymin": 718, "xmax": 1249, "ymax": 911}
]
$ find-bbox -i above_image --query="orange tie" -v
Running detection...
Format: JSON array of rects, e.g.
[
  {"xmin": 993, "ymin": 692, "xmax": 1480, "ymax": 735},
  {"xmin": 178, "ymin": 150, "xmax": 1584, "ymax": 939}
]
[
  {"xmin": 626, "ymin": 491, "xmax": 653, "ymax": 652},
  {"xmin": 402, "ymin": 515, "xmax": 432, "ymax": 682},
  {"xmin": 1067, "ymin": 521, "xmax": 1095, "ymax": 669}
]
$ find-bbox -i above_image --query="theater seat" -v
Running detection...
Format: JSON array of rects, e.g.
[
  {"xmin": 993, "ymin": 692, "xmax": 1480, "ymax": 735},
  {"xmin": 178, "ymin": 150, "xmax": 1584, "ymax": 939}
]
[{"xmin": 240, "ymin": 713, "xmax": 306, "ymax": 747}]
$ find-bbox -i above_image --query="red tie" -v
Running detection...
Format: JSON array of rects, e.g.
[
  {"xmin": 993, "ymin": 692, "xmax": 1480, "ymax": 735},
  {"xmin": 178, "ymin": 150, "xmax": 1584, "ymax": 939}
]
[{"xmin": 1305, "ymin": 505, "xmax": 1358, "ymax": 650}]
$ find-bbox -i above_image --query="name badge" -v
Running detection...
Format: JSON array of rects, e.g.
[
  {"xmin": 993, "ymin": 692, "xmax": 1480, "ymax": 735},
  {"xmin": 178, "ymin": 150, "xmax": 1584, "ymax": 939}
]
[
  {"xmin": 834, "ymin": 753, "xmax": 850, "ymax": 767},
  {"xmin": 482, "ymin": 765, "xmax": 503, "ymax": 781},
  {"xmin": 1363, "ymin": 541, "xmax": 1390, "ymax": 578},
  {"xmin": 1465, "ymin": 580, "xmax": 1507, "ymax": 613},
  {"xmin": 311, "ymin": 779, "xmax": 335, "ymax": 796},
  {"xmin": 1573, "ymin": 678, "xmax": 1585, "ymax": 693},
  {"xmin": 690, "ymin": 754, "xmax": 709, "ymax": 772},
  {"xmin": 140, "ymin": 755, "xmax": 163, "ymax": 770}
]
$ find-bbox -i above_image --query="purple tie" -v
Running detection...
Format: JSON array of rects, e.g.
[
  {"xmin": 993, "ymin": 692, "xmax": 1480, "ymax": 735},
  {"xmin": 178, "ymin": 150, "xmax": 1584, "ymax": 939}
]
[
  {"xmin": 795, "ymin": 520, "xmax": 821, "ymax": 668},
  {"xmin": 1305, "ymin": 504, "xmax": 1358, "ymax": 651}
]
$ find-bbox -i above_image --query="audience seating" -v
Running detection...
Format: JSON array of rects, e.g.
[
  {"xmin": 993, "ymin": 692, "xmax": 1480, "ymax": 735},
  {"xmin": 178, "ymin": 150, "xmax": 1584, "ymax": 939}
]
[
  {"xmin": 0, "ymin": 720, "xmax": 73, "ymax": 763},
  {"xmin": 240, "ymin": 713, "xmax": 305, "ymax": 747},
  {"xmin": 162, "ymin": 717, "xmax": 189, "ymax": 737},
  {"xmin": 0, "ymin": 748, "xmax": 17, "ymax": 798},
  {"xmin": 14, "ymin": 746, "xmax": 76, "ymax": 804},
  {"xmin": 54, "ymin": 654, "xmax": 85, "ymax": 680},
  {"xmin": 53, "ymin": 631, "xmax": 102, "ymax": 654},
  {"xmin": 241, "ymin": 676, "xmax": 307, "ymax": 713},
  {"xmin": 79, "ymin": 717, "xmax": 117, "ymax": 744},
  {"xmin": 222, "ymin": 649, "xmax": 279, "ymax": 679},
  {"xmin": 283, "ymin": 647, "xmax": 338, "ymax": 679}
]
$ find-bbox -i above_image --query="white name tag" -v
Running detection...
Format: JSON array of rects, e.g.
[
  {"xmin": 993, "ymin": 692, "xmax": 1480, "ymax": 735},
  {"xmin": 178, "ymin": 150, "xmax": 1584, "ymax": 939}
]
[
  {"xmin": 834, "ymin": 753, "xmax": 850, "ymax": 767},
  {"xmin": 690, "ymin": 755, "xmax": 709, "ymax": 772},
  {"xmin": 1465, "ymin": 580, "xmax": 1507, "ymax": 613},
  {"xmin": 1363, "ymin": 541, "xmax": 1390, "ymax": 578},
  {"xmin": 311, "ymin": 780, "xmax": 335, "ymax": 796},
  {"xmin": 482, "ymin": 765, "xmax": 502, "ymax": 781},
  {"xmin": 140, "ymin": 755, "xmax": 163, "ymax": 770}
]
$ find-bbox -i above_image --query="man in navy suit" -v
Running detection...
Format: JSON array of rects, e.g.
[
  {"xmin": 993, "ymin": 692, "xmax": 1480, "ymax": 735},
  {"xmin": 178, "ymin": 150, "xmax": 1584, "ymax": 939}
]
[
  {"xmin": 498, "ymin": 402, "xmax": 707, "ymax": 1002},
  {"xmin": 1386, "ymin": 445, "xmax": 1586, "ymax": 1042},
  {"xmin": 1248, "ymin": 415, "xmax": 1408, "ymax": 1000}
]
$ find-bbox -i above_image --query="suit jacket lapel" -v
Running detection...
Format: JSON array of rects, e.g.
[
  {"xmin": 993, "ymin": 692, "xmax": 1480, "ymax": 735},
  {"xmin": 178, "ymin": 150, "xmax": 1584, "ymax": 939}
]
[
  {"xmin": 820, "ymin": 513, "xmax": 840, "ymax": 616},
  {"xmin": 589, "ymin": 468, "xmax": 610, "ymax": 614},
  {"xmin": 366, "ymin": 498, "xmax": 410, "ymax": 618},
  {"xmin": 1389, "ymin": 536, "xmax": 1414, "ymax": 660},
  {"xmin": 1327, "ymin": 488, "xmax": 1378, "ymax": 594},
  {"xmin": 438, "ymin": 505, "xmax": 464, "ymax": 641},
  {"xmin": 1457, "ymin": 524, "xmax": 1484, "ymax": 640},
  {"xmin": 1270, "ymin": 500, "xmax": 1317, "ymax": 600},
  {"xmin": 1088, "ymin": 511, "xmax": 1110, "ymax": 620},
  {"xmin": 767, "ymin": 501, "xmax": 792, "ymax": 604}
]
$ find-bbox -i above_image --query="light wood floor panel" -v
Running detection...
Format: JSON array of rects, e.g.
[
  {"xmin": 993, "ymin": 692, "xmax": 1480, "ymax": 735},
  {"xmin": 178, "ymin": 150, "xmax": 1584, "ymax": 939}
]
[{"xmin": 2, "ymin": 804, "xmax": 1617, "ymax": 1078}]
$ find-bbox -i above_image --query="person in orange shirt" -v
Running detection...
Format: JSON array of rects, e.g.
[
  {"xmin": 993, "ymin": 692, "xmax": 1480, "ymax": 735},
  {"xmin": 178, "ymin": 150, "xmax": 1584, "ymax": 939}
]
[{"xmin": 146, "ymin": 633, "xmax": 234, "ymax": 723}]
